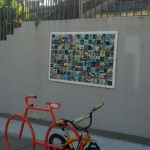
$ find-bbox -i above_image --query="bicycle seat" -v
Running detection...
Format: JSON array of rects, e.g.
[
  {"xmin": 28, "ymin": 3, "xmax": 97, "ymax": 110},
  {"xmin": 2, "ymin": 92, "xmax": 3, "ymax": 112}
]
[{"xmin": 46, "ymin": 102, "xmax": 61, "ymax": 109}]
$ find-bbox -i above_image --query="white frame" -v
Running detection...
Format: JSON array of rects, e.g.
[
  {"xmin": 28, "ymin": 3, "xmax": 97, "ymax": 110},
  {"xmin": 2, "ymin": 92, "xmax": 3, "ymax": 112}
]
[{"xmin": 49, "ymin": 31, "xmax": 118, "ymax": 88}]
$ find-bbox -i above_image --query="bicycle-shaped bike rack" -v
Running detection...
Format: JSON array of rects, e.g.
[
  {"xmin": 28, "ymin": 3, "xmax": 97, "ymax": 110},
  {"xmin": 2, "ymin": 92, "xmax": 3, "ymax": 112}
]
[{"xmin": 4, "ymin": 95, "xmax": 104, "ymax": 150}]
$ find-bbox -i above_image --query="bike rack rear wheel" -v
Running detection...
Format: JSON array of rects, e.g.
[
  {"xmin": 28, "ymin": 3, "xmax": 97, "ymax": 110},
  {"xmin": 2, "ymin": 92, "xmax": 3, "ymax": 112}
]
[{"xmin": 4, "ymin": 114, "xmax": 36, "ymax": 150}]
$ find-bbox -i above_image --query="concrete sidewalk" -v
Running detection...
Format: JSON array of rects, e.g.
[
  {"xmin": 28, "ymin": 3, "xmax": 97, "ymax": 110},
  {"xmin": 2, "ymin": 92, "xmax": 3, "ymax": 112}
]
[{"xmin": 0, "ymin": 116, "xmax": 150, "ymax": 150}]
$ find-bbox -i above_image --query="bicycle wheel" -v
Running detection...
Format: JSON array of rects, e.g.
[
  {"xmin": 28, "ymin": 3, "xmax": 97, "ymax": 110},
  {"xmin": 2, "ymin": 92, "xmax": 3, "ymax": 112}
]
[
  {"xmin": 49, "ymin": 133, "xmax": 71, "ymax": 150},
  {"xmin": 5, "ymin": 114, "xmax": 36, "ymax": 150},
  {"xmin": 85, "ymin": 142, "xmax": 100, "ymax": 150}
]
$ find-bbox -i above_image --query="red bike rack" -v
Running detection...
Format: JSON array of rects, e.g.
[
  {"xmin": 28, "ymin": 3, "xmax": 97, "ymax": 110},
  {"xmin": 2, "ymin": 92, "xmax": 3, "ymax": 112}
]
[{"xmin": 4, "ymin": 95, "xmax": 84, "ymax": 150}]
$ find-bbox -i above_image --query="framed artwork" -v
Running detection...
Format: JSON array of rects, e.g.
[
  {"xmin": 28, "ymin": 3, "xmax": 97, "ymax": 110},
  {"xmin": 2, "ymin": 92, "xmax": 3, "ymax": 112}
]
[{"xmin": 49, "ymin": 31, "xmax": 118, "ymax": 88}]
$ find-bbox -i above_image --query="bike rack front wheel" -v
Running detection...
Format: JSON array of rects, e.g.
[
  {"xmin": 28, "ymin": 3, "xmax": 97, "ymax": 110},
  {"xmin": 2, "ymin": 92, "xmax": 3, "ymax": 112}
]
[{"xmin": 4, "ymin": 114, "xmax": 36, "ymax": 150}]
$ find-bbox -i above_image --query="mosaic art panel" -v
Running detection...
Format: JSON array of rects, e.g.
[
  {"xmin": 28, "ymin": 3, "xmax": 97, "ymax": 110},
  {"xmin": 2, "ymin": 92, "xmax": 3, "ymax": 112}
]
[{"xmin": 49, "ymin": 31, "xmax": 118, "ymax": 88}]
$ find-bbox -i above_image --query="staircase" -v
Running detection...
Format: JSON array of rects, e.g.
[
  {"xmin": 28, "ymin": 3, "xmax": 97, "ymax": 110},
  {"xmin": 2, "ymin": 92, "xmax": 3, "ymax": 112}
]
[
  {"xmin": 0, "ymin": 0, "xmax": 149, "ymax": 41},
  {"xmin": 0, "ymin": 2, "xmax": 22, "ymax": 41},
  {"xmin": 81, "ymin": 0, "xmax": 150, "ymax": 18}
]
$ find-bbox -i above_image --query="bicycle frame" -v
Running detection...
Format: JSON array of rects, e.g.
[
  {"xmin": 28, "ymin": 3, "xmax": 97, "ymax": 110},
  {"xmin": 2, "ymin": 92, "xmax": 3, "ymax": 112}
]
[
  {"xmin": 53, "ymin": 102, "xmax": 104, "ymax": 149},
  {"xmin": 55, "ymin": 115, "xmax": 95, "ymax": 149},
  {"xmin": 61, "ymin": 126, "xmax": 92, "ymax": 149}
]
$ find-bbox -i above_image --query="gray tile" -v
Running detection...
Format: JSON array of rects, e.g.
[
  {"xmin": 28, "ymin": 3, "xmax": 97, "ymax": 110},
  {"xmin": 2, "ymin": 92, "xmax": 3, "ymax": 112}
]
[
  {"xmin": 1, "ymin": 116, "xmax": 150, "ymax": 150},
  {"xmin": 101, "ymin": 139, "xmax": 150, "ymax": 150}
]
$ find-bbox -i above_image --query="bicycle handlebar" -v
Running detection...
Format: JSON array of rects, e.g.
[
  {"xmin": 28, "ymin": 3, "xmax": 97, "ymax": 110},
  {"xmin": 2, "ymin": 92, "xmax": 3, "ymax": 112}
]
[
  {"xmin": 70, "ymin": 102, "xmax": 104, "ymax": 130},
  {"xmin": 92, "ymin": 102, "xmax": 104, "ymax": 112},
  {"xmin": 25, "ymin": 95, "xmax": 36, "ymax": 106}
]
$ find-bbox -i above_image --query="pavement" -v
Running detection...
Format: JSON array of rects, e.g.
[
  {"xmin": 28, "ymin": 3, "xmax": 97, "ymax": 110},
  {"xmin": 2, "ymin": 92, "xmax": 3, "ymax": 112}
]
[{"xmin": 0, "ymin": 115, "xmax": 150, "ymax": 150}]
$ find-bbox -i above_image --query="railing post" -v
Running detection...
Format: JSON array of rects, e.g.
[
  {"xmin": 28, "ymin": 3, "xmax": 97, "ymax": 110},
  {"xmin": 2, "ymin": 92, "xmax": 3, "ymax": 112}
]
[
  {"xmin": 84, "ymin": 0, "xmax": 87, "ymax": 18},
  {"xmin": 94, "ymin": 0, "xmax": 97, "ymax": 18},
  {"xmin": 120, "ymin": 0, "xmax": 122, "ymax": 17},
  {"xmin": 62, "ymin": 0, "xmax": 65, "ymax": 20},
  {"xmin": 0, "ymin": 8, "xmax": 2, "ymax": 40},
  {"xmin": 21, "ymin": 0, "xmax": 24, "ymax": 21},
  {"xmin": 113, "ymin": 0, "xmax": 116, "ymax": 17},
  {"xmin": 148, "ymin": 0, "xmax": 150, "ymax": 15},
  {"xmin": 126, "ymin": 0, "xmax": 128, "ymax": 16},
  {"xmin": 68, "ymin": 0, "xmax": 70, "ymax": 19},
  {"xmin": 140, "ymin": 0, "xmax": 143, "ymax": 16},
  {"xmin": 2, "ymin": 7, "xmax": 7, "ymax": 40},
  {"xmin": 133, "ymin": 0, "xmax": 136, "ymax": 16},
  {"xmin": 79, "ymin": 0, "xmax": 81, "ymax": 18},
  {"xmin": 101, "ymin": 0, "xmax": 103, "ymax": 18},
  {"xmin": 107, "ymin": 0, "xmax": 109, "ymax": 18}
]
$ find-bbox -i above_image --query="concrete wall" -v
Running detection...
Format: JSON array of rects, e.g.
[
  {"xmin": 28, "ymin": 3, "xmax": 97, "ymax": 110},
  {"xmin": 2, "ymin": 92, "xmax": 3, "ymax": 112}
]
[{"xmin": 0, "ymin": 16, "xmax": 150, "ymax": 138}]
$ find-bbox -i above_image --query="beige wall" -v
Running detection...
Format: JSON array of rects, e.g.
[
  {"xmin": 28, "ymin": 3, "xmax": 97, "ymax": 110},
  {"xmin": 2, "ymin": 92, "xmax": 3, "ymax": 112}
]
[{"xmin": 0, "ymin": 16, "xmax": 150, "ymax": 138}]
